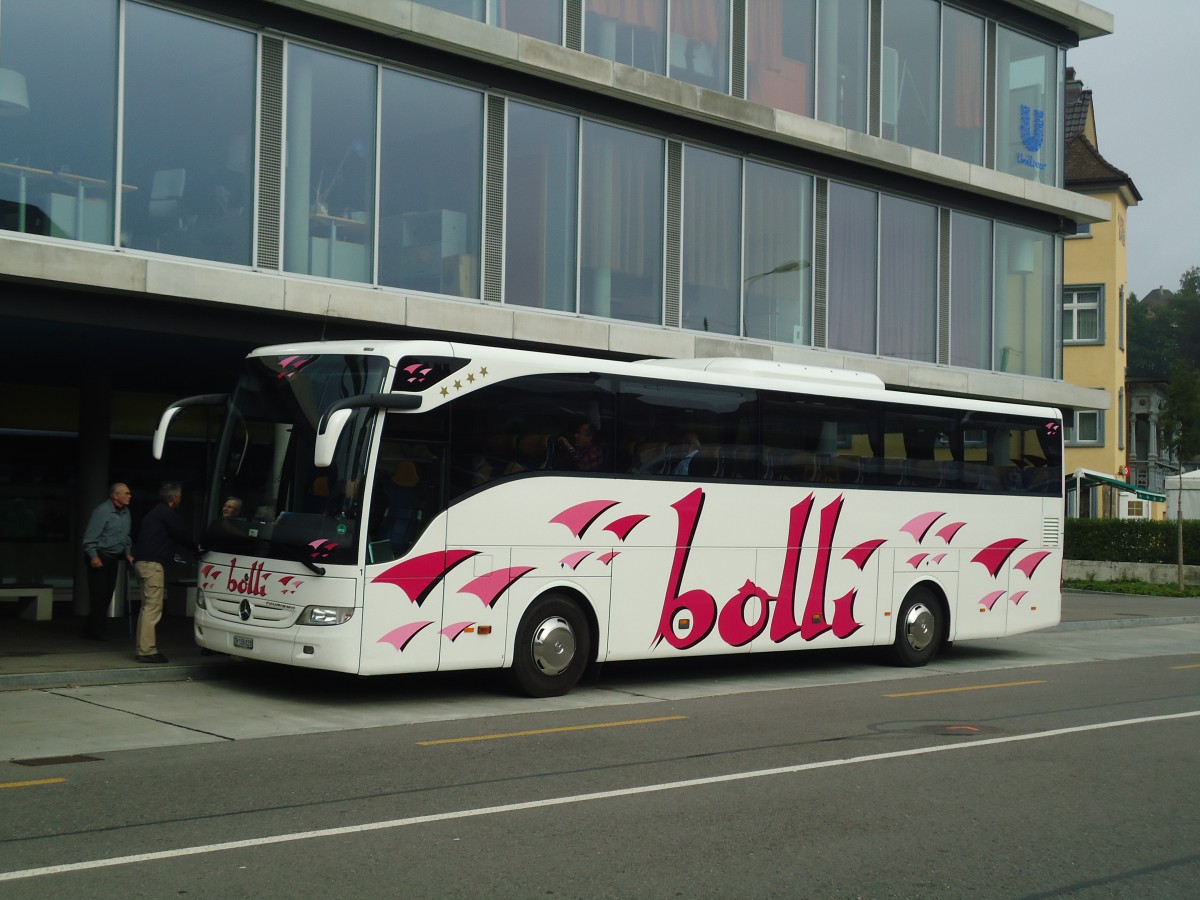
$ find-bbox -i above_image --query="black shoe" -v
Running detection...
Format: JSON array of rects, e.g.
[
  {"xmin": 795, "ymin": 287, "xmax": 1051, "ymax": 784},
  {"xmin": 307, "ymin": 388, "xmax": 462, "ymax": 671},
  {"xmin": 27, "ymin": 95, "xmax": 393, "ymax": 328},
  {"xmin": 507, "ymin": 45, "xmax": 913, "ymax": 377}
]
[{"xmin": 136, "ymin": 653, "xmax": 169, "ymax": 664}]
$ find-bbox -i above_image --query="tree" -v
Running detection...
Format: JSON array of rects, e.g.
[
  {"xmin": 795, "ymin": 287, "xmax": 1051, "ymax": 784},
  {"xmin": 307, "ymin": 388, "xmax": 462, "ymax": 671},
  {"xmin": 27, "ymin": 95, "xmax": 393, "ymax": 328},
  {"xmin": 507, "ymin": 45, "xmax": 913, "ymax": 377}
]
[
  {"xmin": 1127, "ymin": 265, "xmax": 1200, "ymax": 377},
  {"xmin": 1160, "ymin": 362, "xmax": 1200, "ymax": 587}
]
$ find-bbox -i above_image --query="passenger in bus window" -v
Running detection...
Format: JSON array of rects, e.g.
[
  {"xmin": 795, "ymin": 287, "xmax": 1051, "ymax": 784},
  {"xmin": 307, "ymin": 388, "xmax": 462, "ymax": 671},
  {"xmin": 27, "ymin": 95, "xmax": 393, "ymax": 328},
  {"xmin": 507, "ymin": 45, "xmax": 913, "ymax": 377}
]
[
  {"xmin": 671, "ymin": 432, "xmax": 702, "ymax": 475},
  {"xmin": 557, "ymin": 422, "xmax": 604, "ymax": 471},
  {"xmin": 221, "ymin": 496, "xmax": 243, "ymax": 519}
]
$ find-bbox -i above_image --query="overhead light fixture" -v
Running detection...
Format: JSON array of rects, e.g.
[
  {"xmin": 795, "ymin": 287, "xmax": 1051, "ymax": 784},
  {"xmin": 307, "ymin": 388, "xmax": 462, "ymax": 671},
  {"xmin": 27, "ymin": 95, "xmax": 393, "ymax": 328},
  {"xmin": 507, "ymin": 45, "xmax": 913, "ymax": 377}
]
[{"xmin": 0, "ymin": 67, "xmax": 29, "ymax": 115}]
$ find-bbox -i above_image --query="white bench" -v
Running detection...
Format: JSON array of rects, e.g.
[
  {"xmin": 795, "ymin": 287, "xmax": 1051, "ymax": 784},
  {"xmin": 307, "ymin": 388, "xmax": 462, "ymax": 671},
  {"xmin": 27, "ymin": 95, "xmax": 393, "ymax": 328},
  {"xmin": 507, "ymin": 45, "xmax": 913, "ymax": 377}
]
[{"xmin": 0, "ymin": 584, "xmax": 54, "ymax": 621}]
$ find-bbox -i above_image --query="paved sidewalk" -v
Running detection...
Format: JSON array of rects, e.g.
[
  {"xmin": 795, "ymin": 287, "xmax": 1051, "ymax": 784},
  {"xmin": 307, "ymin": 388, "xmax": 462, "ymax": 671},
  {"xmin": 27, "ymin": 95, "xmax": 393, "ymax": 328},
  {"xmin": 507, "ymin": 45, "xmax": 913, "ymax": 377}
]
[{"xmin": 2, "ymin": 590, "xmax": 1199, "ymax": 691}]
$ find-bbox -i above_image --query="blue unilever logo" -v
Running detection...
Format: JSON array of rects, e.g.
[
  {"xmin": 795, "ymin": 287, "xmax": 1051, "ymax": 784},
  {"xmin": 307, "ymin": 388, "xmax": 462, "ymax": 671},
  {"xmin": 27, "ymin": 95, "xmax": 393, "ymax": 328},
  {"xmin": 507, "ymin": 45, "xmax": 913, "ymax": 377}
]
[{"xmin": 1017, "ymin": 104, "xmax": 1046, "ymax": 171}]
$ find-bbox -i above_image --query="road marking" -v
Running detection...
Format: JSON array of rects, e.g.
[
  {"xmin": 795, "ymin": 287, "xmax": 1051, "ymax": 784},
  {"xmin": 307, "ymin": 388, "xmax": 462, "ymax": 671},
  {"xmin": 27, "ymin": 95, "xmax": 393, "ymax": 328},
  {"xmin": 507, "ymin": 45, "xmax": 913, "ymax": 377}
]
[
  {"xmin": 1171, "ymin": 663, "xmax": 1200, "ymax": 670},
  {"xmin": 0, "ymin": 778, "xmax": 66, "ymax": 791},
  {"xmin": 417, "ymin": 715, "xmax": 687, "ymax": 745},
  {"xmin": 885, "ymin": 679, "xmax": 1047, "ymax": 698},
  {"xmin": 2, "ymin": 709, "xmax": 1198, "ymax": 883}
]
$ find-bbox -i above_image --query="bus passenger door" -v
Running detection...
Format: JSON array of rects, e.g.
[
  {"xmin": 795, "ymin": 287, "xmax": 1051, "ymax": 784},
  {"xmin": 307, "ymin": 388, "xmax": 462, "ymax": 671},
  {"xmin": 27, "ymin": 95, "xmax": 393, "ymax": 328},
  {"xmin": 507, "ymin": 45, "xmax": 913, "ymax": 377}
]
[
  {"xmin": 358, "ymin": 436, "xmax": 450, "ymax": 676},
  {"xmin": 358, "ymin": 515, "xmax": 450, "ymax": 676}
]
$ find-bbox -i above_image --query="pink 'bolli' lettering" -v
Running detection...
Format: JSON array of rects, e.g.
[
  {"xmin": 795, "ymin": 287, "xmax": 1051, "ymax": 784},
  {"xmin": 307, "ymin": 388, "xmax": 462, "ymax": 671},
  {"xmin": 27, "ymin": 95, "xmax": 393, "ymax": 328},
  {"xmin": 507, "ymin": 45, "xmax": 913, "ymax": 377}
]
[
  {"xmin": 227, "ymin": 558, "xmax": 269, "ymax": 597},
  {"xmin": 653, "ymin": 488, "xmax": 856, "ymax": 650}
]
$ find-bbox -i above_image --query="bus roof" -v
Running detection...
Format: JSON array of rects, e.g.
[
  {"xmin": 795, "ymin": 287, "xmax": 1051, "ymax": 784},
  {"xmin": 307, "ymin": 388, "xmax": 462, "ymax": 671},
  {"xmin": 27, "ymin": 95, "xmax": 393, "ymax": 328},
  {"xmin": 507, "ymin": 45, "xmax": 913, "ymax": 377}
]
[{"xmin": 248, "ymin": 339, "xmax": 1062, "ymax": 420}]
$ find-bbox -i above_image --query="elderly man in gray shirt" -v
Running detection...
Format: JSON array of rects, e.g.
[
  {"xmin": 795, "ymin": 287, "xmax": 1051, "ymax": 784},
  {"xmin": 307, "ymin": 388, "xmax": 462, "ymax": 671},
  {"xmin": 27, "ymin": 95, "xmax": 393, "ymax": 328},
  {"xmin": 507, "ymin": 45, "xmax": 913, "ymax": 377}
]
[{"xmin": 81, "ymin": 483, "xmax": 134, "ymax": 640}]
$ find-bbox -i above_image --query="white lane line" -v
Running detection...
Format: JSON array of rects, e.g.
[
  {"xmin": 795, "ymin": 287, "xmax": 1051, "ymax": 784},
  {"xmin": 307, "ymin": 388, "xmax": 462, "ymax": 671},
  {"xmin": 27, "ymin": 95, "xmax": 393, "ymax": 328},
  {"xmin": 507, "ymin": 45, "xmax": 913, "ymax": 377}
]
[{"xmin": 3, "ymin": 709, "xmax": 1198, "ymax": 882}]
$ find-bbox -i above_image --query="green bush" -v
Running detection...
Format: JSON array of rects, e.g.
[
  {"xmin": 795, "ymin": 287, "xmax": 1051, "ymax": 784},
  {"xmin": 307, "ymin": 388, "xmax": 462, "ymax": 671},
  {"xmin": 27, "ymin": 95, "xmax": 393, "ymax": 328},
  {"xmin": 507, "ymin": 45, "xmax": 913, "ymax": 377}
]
[{"xmin": 1065, "ymin": 518, "xmax": 1200, "ymax": 565}]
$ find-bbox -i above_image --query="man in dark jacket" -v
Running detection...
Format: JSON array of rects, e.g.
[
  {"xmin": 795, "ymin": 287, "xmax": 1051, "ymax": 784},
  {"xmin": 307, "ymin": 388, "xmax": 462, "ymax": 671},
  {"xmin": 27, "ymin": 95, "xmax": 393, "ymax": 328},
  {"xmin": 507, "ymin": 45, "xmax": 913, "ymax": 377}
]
[{"xmin": 131, "ymin": 482, "xmax": 193, "ymax": 663}]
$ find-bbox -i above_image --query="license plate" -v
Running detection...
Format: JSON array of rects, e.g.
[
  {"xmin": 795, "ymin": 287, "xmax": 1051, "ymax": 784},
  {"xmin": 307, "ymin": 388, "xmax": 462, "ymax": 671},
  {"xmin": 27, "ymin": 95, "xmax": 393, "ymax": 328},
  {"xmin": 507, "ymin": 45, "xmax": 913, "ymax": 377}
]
[{"xmin": 233, "ymin": 635, "xmax": 254, "ymax": 650}]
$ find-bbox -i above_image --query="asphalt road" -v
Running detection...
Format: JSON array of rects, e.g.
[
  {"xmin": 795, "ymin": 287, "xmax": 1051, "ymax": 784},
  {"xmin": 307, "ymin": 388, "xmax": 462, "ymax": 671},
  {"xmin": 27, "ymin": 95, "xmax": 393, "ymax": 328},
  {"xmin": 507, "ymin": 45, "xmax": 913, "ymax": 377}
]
[{"xmin": 1, "ymin": 624, "xmax": 1198, "ymax": 898}]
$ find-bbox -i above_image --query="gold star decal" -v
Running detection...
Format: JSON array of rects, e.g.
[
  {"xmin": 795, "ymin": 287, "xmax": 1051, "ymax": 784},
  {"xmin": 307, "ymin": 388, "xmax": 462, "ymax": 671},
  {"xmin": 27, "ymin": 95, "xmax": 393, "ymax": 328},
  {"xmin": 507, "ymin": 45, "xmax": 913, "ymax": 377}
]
[
  {"xmin": 467, "ymin": 372, "xmax": 475, "ymax": 383},
  {"xmin": 440, "ymin": 386, "xmax": 449, "ymax": 397},
  {"xmin": 453, "ymin": 380, "xmax": 462, "ymax": 390},
  {"xmin": 479, "ymin": 366, "xmax": 488, "ymax": 377}
]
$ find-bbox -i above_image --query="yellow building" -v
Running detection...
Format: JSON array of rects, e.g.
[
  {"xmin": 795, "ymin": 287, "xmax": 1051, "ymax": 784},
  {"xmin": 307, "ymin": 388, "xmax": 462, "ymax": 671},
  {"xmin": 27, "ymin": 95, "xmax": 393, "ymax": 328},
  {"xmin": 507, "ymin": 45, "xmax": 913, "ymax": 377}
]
[{"xmin": 1062, "ymin": 68, "xmax": 1154, "ymax": 517}]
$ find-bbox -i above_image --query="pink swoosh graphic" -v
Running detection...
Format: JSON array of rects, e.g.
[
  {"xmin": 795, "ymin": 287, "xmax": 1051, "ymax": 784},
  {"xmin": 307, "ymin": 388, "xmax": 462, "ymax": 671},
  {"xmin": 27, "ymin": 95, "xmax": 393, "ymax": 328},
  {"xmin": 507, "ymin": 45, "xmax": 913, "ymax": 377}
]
[
  {"xmin": 1014, "ymin": 551, "xmax": 1051, "ymax": 578},
  {"xmin": 932, "ymin": 553, "xmax": 946, "ymax": 564},
  {"xmin": 844, "ymin": 538, "xmax": 886, "ymax": 570},
  {"xmin": 831, "ymin": 589, "xmax": 862, "ymax": 639},
  {"xmin": 979, "ymin": 590, "xmax": 1005, "ymax": 611},
  {"xmin": 560, "ymin": 551, "xmax": 593, "ymax": 570},
  {"xmin": 1009, "ymin": 591, "xmax": 1028, "ymax": 606},
  {"xmin": 900, "ymin": 511, "xmax": 945, "ymax": 542},
  {"xmin": 550, "ymin": 500, "xmax": 619, "ymax": 538},
  {"xmin": 935, "ymin": 521, "xmax": 966, "ymax": 544},
  {"xmin": 372, "ymin": 549, "xmax": 479, "ymax": 606},
  {"xmin": 459, "ymin": 566, "xmax": 536, "ymax": 608},
  {"xmin": 907, "ymin": 553, "xmax": 929, "ymax": 569},
  {"xmin": 439, "ymin": 621, "xmax": 475, "ymax": 641},
  {"xmin": 597, "ymin": 551, "xmax": 619, "ymax": 565},
  {"xmin": 378, "ymin": 621, "xmax": 433, "ymax": 651},
  {"xmin": 971, "ymin": 538, "xmax": 1027, "ymax": 577},
  {"xmin": 604, "ymin": 513, "xmax": 649, "ymax": 541}
]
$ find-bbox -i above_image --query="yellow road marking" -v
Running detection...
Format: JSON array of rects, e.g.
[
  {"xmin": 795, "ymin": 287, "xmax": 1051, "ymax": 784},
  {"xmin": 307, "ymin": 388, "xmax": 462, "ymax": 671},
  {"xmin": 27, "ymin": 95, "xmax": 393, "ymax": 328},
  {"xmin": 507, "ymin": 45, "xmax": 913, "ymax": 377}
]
[
  {"xmin": 0, "ymin": 778, "xmax": 66, "ymax": 790},
  {"xmin": 885, "ymin": 679, "xmax": 1047, "ymax": 698},
  {"xmin": 1171, "ymin": 663, "xmax": 1200, "ymax": 670},
  {"xmin": 418, "ymin": 715, "xmax": 687, "ymax": 746}
]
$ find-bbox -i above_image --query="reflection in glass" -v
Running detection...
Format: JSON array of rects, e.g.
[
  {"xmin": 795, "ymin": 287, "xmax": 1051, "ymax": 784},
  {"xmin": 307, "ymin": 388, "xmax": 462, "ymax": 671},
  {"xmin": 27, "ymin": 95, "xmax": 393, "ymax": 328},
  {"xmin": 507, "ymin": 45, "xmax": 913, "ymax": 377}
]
[
  {"xmin": 996, "ymin": 27, "xmax": 1058, "ymax": 185},
  {"xmin": 879, "ymin": 196, "xmax": 936, "ymax": 362},
  {"xmin": 881, "ymin": 0, "xmax": 938, "ymax": 152},
  {"xmin": 580, "ymin": 121, "xmax": 663, "ymax": 325},
  {"xmin": 743, "ymin": 162, "xmax": 812, "ymax": 344},
  {"xmin": 584, "ymin": 0, "xmax": 667, "ymax": 75},
  {"xmin": 489, "ymin": 0, "xmax": 563, "ymax": 43},
  {"xmin": 816, "ymin": 0, "xmax": 868, "ymax": 132},
  {"xmin": 122, "ymin": 4, "xmax": 255, "ymax": 264},
  {"xmin": 995, "ymin": 224, "xmax": 1055, "ymax": 377},
  {"xmin": 827, "ymin": 182, "xmax": 877, "ymax": 355},
  {"xmin": 378, "ymin": 69, "xmax": 483, "ymax": 298},
  {"xmin": 505, "ymin": 103, "xmax": 577, "ymax": 311},
  {"xmin": 0, "ymin": 0, "xmax": 116, "ymax": 244},
  {"xmin": 941, "ymin": 7, "xmax": 985, "ymax": 165},
  {"xmin": 683, "ymin": 147, "xmax": 740, "ymax": 335},
  {"xmin": 285, "ymin": 46, "xmax": 376, "ymax": 284},
  {"xmin": 746, "ymin": 0, "xmax": 815, "ymax": 117},
  {"xmin": 950, "ymin": 212, "xmax": 992, "ymax": 369},
  {"xmin": 669, "ymin": 2, "xmax": 730, "ymax": 91}
]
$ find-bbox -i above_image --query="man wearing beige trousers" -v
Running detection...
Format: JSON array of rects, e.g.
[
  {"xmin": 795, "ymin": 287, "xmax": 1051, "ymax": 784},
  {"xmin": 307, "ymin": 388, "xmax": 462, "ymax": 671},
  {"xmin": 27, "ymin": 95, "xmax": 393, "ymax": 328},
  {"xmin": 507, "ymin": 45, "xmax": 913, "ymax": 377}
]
[{"xmin": 131, "ymin": 482, "xmax": 193, "ymax": 663}]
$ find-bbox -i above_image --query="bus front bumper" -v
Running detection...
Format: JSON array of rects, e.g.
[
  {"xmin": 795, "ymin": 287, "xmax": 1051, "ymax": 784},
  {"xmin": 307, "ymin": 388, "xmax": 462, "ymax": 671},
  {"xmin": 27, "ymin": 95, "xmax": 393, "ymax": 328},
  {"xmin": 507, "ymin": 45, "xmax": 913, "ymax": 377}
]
[{"xmin": 193, "ymin": 607, "xmax": 363, "ymax": 673}]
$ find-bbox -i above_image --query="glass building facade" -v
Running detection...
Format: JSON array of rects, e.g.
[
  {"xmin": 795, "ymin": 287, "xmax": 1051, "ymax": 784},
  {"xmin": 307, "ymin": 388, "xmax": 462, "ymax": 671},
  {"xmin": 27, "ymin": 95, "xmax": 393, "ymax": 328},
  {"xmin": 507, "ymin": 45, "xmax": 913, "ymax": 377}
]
[{"xmin": 0, "ymin": 0, "xmax": 1077, "ymax": 380}]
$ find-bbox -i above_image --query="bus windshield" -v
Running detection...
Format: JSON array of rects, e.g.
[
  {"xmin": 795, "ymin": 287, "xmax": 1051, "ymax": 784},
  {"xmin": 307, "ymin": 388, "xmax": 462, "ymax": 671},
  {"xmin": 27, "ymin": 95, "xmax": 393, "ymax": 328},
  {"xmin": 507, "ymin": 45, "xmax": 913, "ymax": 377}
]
[{"xmin": 203, "ymin": 352, "xmax": 390, "ymax": 568}]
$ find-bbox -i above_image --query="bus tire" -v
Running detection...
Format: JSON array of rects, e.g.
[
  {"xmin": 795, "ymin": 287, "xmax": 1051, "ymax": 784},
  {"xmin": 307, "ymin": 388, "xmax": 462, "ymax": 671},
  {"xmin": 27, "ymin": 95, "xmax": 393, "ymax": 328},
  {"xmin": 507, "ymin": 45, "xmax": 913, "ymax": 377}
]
[
  {"xmin": 508, "ymin": 593, "xmax": 591, "ymax": 697},
  {"xmin": 888, "ymin": 587, "xmax": 944, "ymax": 667}
]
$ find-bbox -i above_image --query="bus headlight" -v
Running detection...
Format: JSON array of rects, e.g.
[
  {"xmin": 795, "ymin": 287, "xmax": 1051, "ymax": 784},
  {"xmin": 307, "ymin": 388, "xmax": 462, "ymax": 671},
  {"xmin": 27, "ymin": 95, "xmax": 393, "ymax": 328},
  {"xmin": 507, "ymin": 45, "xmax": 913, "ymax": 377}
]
[
  {"xmin": 297, "ymin": 606, "xmax": 356, "ymax": 626},
  {"xmin": 194, "ymin": 590, "xmax": 207, "ymax": 610}
]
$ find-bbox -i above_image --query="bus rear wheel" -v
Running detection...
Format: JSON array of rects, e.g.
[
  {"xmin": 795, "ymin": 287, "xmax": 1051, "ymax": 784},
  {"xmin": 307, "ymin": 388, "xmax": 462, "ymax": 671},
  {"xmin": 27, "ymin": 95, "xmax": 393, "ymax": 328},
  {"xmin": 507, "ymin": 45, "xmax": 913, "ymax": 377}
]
[
  {"xmin": 508, "ymin": 594, "xmax": 591, "ymax": 697},
  {"xmin": 888, "ymin": 588, "xmax": 944, "ymax": 667}
]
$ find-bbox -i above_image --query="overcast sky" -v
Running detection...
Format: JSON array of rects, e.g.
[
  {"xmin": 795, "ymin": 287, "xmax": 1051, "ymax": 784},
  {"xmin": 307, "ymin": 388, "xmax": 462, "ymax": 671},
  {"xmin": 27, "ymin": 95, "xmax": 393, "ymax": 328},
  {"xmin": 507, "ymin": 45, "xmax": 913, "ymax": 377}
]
[{"xmin": 1067, "ymin": 0, "xmax": 1199, "ymax": 298}]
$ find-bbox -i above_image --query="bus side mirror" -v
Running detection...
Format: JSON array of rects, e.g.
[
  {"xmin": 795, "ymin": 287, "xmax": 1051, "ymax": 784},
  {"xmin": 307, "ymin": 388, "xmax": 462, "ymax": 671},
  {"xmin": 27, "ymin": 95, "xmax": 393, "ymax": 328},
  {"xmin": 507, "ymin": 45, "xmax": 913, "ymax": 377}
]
[
  {"xmin": 153, "ymin": 408, "xmax": 183, "ymax": 461},
  {"xmin": 153, "ymin": 393, "xmax": 229, "ymax": 460},
  {"xmin": 315, "ymin": 409, "xmax": 354, "ymax": 468}
]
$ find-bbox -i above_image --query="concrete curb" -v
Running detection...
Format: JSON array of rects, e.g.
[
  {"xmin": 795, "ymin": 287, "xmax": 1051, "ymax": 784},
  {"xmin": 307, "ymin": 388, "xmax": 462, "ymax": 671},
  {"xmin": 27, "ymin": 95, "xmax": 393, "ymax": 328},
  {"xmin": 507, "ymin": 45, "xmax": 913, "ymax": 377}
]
[
  {"xmin": 5, "ymin": 616, "xmax": 1199, "ymax": 692},
  {"xmin": 0, "ymin": 663, "xmax": 240, "ymax": 692},
  {"xmin": 1047, "ymin": 615, "xmax": 1200, "ymax": 633}
]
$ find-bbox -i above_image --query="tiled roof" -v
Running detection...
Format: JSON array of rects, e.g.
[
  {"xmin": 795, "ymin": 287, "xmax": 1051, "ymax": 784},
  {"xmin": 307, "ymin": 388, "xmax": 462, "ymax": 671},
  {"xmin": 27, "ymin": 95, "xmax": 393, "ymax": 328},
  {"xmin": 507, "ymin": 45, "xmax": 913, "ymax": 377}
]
[
  {"xmin": 1064, "ymin": 83, "xmax": 1090, "ymax": 138},
  {"xmin": 1065, "ymin": 134, "xmax": 1141, "ymax": 200}
]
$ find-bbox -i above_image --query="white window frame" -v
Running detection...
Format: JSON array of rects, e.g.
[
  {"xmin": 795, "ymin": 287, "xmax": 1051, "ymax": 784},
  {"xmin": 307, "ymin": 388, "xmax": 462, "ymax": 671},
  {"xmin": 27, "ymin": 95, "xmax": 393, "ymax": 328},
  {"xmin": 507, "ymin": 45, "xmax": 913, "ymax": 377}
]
[
  {"xmin": 1063, "ymin": 285, "xmax": 1104, "ymax": 344},
  {"xmin": 1065, "ymin": 409, "xmax": 1103, "ymax": 446}
]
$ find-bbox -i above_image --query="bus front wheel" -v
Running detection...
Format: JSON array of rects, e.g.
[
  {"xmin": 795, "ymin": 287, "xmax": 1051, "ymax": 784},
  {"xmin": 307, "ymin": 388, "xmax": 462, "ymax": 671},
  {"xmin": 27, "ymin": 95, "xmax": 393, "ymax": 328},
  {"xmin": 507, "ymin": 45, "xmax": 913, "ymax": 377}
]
[
  {"xmin": 888, "ymin": 588, "xmax": 944, "ymax": 667},
  {"xmin": 508, "ymin": 594, "xmax": 591, "ymax": 697}
]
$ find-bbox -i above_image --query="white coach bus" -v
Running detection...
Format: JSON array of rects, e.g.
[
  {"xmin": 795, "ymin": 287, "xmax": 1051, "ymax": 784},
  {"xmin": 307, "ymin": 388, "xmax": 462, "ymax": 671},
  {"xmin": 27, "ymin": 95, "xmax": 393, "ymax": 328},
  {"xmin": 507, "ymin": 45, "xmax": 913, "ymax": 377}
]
[{"xmin": 154, "ymin": 340, "xmax": 1064, "ymax": 696}]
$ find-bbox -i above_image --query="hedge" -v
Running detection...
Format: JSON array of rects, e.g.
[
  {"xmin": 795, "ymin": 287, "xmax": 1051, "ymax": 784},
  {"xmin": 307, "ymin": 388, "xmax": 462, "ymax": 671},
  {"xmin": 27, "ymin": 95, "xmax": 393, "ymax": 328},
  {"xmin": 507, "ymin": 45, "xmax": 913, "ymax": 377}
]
[{"xmin": 1064, "ymin": 518, "xmax": 1200, "ymax": 566}]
